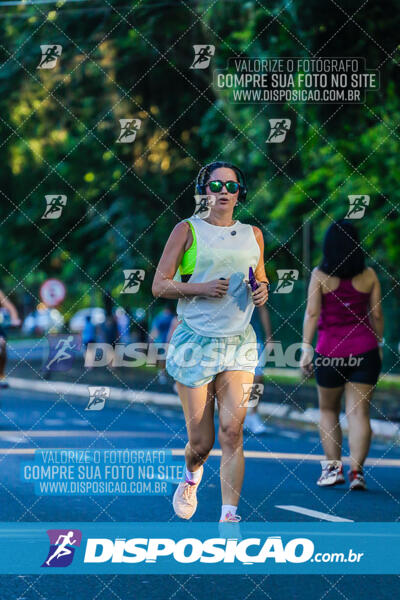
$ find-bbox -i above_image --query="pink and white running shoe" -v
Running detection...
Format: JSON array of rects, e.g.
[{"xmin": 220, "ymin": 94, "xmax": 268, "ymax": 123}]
[
  {"xmin": 219, "ymin": 512, "xmax": 241, "ymax": 523},
  {"xmin": 172, "ymin": 466, "xmax": 203, "ymax": 519}
]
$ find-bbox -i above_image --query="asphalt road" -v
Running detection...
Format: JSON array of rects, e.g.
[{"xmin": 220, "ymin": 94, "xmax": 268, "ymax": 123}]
[{"xmin": 0, "ymin": 385, "xmax": 399, "ymax": 599}]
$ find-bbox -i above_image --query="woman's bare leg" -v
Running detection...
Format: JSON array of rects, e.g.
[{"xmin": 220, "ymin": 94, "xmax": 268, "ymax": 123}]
[
  {"xmin": 345, "ymin": 382, "xmax": 373, "ymax": 471},
  {"xmin": 317, "ymin": 385, "xmax": 344, "ymax": 460},
  {"xmin": 176, "ymin": 379, "xmax": 216, "ymax": 472},
  {"xmin": 215, "ymin": 371, "xmax": 254, "ymax": 506}
]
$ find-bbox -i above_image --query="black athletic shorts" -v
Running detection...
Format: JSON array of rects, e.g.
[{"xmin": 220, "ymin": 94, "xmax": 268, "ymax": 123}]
[{"xmin": 314, "ymin": 347, "xmax": 381, "ymax": 388}]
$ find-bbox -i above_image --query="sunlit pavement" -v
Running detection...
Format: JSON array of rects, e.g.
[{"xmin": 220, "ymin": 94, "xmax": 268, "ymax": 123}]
[{"xmin": 0, "ymin": 385, "xmax": 399, "ymax": 599}]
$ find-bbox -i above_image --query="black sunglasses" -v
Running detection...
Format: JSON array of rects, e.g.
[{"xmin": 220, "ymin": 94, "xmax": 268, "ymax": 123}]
[{"xmin": 207, "ymin": 180, "xmax": 240, "ymax": 194}]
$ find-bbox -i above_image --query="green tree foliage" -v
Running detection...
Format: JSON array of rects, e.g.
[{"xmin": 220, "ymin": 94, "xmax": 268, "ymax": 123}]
[{"xmin": 0, "ymin": 0, "xmax": 398, "ymax": 324}]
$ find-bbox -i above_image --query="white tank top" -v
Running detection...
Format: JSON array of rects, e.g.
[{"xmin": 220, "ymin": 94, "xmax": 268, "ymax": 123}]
[{"xmin": 176, "ymin": 216, "xmax": 260, "ymax": 336}]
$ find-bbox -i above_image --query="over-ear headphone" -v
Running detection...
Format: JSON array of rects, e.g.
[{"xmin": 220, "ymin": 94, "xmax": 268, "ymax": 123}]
[{"xmin": 195, "ymin": 161, "xmax": 248, "ymax": 202}]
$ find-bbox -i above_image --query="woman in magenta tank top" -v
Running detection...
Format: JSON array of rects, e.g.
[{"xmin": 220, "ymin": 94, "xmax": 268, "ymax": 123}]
[{"xmin": 300, "ymin": 219, "xmax": 384, "ymax": 491}]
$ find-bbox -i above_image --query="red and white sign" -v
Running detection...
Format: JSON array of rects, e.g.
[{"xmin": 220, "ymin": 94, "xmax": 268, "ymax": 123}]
[{"xmin": 40, "ymin": 279, "xmax": 66, "ymax": 307}]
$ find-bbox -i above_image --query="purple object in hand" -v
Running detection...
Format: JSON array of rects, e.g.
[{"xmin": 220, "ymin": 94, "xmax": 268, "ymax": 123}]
[{"xmin": 248, "ymin": 266, "xmax": 259, "ymax": 291}]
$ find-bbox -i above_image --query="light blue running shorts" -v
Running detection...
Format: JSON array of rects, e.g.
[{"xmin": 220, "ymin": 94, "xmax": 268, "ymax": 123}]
[{"xmin": 166, "ymin": 318, "xmax": 258, "ymax": 388}]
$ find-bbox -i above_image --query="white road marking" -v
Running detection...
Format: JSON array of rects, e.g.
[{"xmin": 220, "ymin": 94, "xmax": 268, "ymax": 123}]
[
  {"xmin": 279, "ymin": 431, "xmax": 300, "ymax": 439},
  {"xmin": 6, "ymin": 377, "xmax": 400, "ymax": 439},
  {"xmin": 0, "ymin": 435, "xmax": 24, "ymax": 443},
  {"xmin": 0, "ymin": 443, "xmax": 399, "ymax": 468},
  {"xmin": 171, "ymin": 448, "xmax": 400, "ymax": 467},
  {"xmin": 0, "ymin": 430, "xmax": 171, "ymax": 439},
  {"xmin": 7, "ymin": 377, "xmax": 179, "ymax": 406},
  {"xmin": 276, "ymin": 505, "xmax": 353, "ymax": 522}
]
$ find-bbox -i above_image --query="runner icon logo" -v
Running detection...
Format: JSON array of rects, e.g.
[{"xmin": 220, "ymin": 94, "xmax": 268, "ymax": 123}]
[
  {"xmin": 42, "ymin": 195, "xmax": 67, "ymax": 220},
  {"xmin": 42, "ymin": 529, "xmax": 82, "ymax": 567},
  {"xmin": 266, "ymin": 118, "xmax": 291, "ymax": 143},
  {"xmin": 274, "ymin": 269, "xmax": 299, "ymax": 294},
  {"xmin": 240, "ymin": 383, "xmax": 264, "ymax": 408},
  {"xmin": 116, "ymin": 119, "xmax": 142, "ymax": 143},
  {"xmin": 193, "ymin": 195, "xmax": 216, "ymax": 219},
  {"xmin": 346, "ymin": 195, "xmax": 370, "ymax": 219},
  {"xmin": 45, "ymin": 334, "xmax": 81, "ymax": 372},
  {"xmin": 86, "ymin": 386, "xmax": 110, "ymax": 411},
  {"xmin": 37, "ymin": 45, "xmax": 62, "ymax": 69},
  {"xmin": 190, "ymin": 45, "xmax": 215, "ymax": 69},
  {"xmin": 121, "ymin": 269, "xmax": 145, "ymax": 294}
]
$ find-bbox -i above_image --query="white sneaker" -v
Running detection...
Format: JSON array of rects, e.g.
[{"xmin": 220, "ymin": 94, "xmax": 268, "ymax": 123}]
[
  {"xmin": 244, "ymin": 413, "xmax": 267, "ymax": 434},
  {"xmin": 317, "ymin": 460, "xmax": 345, "ymax": 487},
  {"xmin": 348, "ymin": 469, "xmax": 367, "ymax": 490},
  {"xmin": 172, "ymin": 466, "xmax": 203, "ymax": 519}
]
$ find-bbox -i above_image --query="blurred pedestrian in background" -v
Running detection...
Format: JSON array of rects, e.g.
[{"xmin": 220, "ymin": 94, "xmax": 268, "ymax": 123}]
[
  {"xmin": 149, "ymin": 303, "xmax": 175, "ymax": 384},
  {"xmin": 300, "ymin": 219, "xmax": 384, "ymax": 491},
  {"xmin": 82, "ymin": 314, "xmax": 96, "ymax": 370},
  {"xmin": 82, "ymin": 314, "xmax": 96, "ymax": 347},
  {"xmin": 116, "ymin": 307, "xmax": 131, "ymax": 343}
]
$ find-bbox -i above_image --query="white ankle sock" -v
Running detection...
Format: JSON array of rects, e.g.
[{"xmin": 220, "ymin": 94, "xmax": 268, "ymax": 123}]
[
  {"xmin": 220, "ymin": 504, "xmax": 237, "ymax": 521},
  {"xmin": 185, "ymin": 467, "xmax": 202, "ymax": 483}
]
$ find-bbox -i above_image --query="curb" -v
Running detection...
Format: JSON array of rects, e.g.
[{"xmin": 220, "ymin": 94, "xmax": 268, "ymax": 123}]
[
  {"xmin": 258, "ymin": 402, "xmax": 400, "ymax": 443},
  {"xmin": 8, "ymin": 377, "xmax": 400, "ymax": 443}
]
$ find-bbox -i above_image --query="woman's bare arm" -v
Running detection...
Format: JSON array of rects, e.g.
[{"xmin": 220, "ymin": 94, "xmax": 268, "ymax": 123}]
[
  {"xmin": 151, "ymin": 222, "xmax": 229, "ymax": 299},
  {"xmin": 299, "ymin": 268, "xmax": 322, "ymax": 375},
  {"xmin": 252, "ymin": 226, "xmax": 269, "ymax": 283},
  {"xmin": 152, "ymin": 222, "xmax": 203, "ymax": 299},
  {"xmin": 302, "ymin": 267, "xmax": 322, "ymax": 345},
  {"xmin": 0, "ymin": 290, "xmax": 20, "ymax": 324},
  {"xmin": 251, "ymin": 226, "xmax": 269, "ymax": 306},
  {"xmin": 368, "ymin": 268, "xmax": 384, "ymax": 342}
]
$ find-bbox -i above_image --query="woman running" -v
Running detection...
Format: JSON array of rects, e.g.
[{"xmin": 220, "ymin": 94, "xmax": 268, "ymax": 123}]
[
  {"xmin": 152, "ymin": 161, "xmax": 269, "ymax": 521},
  {"xmin": 300, "ymin": 219, "xmax": 384, "ymax": 490}
]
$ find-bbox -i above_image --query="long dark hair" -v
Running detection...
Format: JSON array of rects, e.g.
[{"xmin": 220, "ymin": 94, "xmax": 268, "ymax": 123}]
[{"xmin": 318, "ymin": 219, "xmax": 365, "ymax": 279}]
